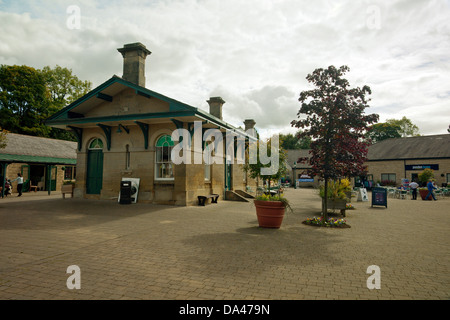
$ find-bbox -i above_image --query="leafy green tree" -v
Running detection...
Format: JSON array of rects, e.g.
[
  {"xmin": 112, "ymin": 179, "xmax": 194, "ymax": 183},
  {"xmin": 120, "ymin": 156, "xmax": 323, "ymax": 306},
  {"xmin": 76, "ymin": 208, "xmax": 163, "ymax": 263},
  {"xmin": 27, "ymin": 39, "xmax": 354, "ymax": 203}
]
[
  {"xmin": 41, "ymin": 65, "xmax": 91, "ymax": 109},
  {"xmin": 386, "ymin": 116, "xmax": 420, "ymax": 137},
  {"xmin": 280, "ymin": 130, "xmax": 312, "ymax": 150},
  {"xmin": 243, "ymin": 137, "xmax": 288, "ymax": 191},
  {"xmin": 367, "ymin": 122, "xmax": 402, "ymax": 143},
  {"xmin": 0, "ymin": 64, "xmax": 92, "ymax": 141},
  {"xmin": 291, "ymin": 65, "xmax": 379, "ymax": 219},
  {"xmin": 0, "ymin": 65, "xmax": 51, "ymax": 136},
  {"xmin": 41, "ymin": 65, "xmax": 92, "ymax": 140},
  {"xmin": 0, "ymin": 127, "xmax": 7, "ymax": 149}
]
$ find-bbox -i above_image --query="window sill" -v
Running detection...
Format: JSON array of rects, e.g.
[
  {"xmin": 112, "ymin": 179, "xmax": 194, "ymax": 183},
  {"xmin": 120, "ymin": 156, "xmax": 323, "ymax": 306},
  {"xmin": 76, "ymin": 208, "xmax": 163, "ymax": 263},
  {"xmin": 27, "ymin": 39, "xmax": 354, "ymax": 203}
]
[{"xmin": 154, "ymin": 180, "xmax": 175, "ymax": 185}]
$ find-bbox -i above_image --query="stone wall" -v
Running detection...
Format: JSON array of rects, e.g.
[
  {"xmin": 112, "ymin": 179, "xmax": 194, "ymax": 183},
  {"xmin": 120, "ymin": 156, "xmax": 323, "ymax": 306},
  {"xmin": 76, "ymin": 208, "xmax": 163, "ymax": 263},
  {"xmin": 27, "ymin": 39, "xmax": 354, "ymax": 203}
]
[
  {"xmin": 366, "ymin": 158, "xmax": 450, "ymax": 186},
  {"xmin": 75, "ymin": 122, "xmax": 257, "ymax": 205}
]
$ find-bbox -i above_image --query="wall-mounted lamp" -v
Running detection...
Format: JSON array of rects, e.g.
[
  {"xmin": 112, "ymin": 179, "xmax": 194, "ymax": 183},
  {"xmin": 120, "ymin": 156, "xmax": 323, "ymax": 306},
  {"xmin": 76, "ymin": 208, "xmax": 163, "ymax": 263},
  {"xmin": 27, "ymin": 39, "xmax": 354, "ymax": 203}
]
[{"xmin": 117, "ymin": 124, "xmax": 130, "ymax": 134}]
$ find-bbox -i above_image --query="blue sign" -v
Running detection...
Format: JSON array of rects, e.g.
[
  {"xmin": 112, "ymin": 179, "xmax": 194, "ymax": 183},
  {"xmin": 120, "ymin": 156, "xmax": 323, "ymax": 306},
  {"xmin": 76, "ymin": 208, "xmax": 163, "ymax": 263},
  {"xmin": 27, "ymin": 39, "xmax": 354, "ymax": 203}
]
[
  {"xmin": 405, "ymin": 164, "xmax": 439, "ymax": 171},
  {"xmin": 298, "ymin": 179, "xmax": 314, "ymax": 182}
]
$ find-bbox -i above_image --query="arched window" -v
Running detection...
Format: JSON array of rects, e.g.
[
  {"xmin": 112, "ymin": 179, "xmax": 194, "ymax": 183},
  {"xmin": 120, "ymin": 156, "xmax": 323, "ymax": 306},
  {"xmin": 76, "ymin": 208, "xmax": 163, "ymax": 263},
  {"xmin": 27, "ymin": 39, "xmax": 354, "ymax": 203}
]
[
  {"xmin": 155, "ymin": 135, "xmax": 174, "ymax": 180},
  {"xmin": 89, "ymin": 138, "xmax": 103, "ymax": 150}
]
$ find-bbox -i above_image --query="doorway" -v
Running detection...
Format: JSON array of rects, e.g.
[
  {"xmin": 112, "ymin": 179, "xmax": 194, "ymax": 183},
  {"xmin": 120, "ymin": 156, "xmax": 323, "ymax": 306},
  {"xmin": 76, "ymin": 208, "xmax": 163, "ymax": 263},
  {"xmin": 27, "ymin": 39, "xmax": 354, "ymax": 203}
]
[{"xmin": 86, "ymin": 138, "xmax": 104, "ymax": 195}]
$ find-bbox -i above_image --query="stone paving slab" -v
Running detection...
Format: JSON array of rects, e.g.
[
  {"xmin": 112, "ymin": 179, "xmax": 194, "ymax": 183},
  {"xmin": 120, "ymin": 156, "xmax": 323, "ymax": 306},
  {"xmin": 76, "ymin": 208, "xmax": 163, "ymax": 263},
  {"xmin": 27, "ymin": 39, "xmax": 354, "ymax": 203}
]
[{"xmin": 0, "ymin": 189, "xmax": 449, "ymax": 300}]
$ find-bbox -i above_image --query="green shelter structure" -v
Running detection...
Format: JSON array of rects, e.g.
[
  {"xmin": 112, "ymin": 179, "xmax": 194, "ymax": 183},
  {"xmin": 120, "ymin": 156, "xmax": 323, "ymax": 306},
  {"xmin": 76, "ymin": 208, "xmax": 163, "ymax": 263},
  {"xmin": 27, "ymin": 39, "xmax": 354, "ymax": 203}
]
[{"xmin": 0, "ymin": 133, "xmax": 77, "ymax": 197}]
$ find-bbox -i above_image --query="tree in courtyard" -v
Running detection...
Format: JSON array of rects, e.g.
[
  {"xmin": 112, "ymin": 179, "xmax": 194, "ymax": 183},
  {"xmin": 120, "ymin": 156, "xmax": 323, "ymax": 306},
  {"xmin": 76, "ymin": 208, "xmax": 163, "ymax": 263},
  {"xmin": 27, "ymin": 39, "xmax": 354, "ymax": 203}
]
[
  {"xmin": 291, "ymin": 65, "xmax": 379, "ymax": 219},
  {"xmin": 243, "ymin": 136, "xmax": 288, "ymax": 192}
]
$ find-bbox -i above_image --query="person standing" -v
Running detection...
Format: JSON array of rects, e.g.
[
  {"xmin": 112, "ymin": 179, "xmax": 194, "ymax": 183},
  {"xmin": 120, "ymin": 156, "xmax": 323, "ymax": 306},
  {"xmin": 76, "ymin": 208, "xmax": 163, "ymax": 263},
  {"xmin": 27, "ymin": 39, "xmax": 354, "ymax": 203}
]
[
  {"xmin": 11, "ymin": 173, "xmax": 23, "ymax": 197},
  {"xmin": 425, "ymin": 179, "xmax": 437, "ymax": 201},
  {"xmin": 409, "ymin": 180, "xmax": 419, "ymax": 200}
]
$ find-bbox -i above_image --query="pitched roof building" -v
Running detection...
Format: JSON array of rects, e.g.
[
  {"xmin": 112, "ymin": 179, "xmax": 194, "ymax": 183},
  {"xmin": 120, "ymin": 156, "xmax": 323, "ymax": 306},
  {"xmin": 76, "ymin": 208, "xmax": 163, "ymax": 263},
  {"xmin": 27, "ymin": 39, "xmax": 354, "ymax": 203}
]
[
  {"xmin": 365, "ymin": 134, "xmax": 450, "ymax": 187},
  {"xmin": 0, "ymin": 133, "xmax": 77, "ymax": 196},
  {"xmin": 45, "ymin": 42, "xmax": 258, "ymax": 205}
]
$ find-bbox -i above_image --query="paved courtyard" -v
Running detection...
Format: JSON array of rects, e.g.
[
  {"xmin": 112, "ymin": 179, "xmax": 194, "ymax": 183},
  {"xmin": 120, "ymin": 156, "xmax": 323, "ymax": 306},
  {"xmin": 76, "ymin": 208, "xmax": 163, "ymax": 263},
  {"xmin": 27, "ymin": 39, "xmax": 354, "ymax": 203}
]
[{"xmin": 0, "ymin": 188, "xmax": 448, "ymax": 300}]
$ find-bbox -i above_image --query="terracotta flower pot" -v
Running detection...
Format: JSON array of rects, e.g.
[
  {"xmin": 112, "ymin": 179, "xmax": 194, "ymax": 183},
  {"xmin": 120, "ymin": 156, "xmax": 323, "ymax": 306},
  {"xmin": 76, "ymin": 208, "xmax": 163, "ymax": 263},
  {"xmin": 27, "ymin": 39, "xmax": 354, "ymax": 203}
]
[
  {"xmin": 419, "ymin": 189, "xmax": 432, "ymax": 200},
  {"xmin": 254, "ymin": 200, "xmax": 286, "ymax": 228}
]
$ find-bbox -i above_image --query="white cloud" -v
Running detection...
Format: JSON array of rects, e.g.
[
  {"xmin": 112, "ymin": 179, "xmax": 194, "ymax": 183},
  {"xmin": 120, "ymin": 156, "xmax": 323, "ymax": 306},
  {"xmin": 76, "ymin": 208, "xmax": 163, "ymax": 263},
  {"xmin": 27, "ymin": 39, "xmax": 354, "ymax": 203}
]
[{"xmin": 0, "ymin": 0, "xmax": 449, "ymax": 139}]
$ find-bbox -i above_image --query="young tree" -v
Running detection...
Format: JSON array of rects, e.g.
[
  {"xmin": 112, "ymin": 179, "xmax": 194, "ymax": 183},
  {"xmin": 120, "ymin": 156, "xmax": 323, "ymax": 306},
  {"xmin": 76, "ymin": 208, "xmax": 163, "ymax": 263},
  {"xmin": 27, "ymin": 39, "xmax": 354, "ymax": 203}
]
[
  {"xmin": 243, "ymin": 136, "xmax": 288, "ymax": 193},
  {"xmin": 291, "ymin": 65, "xmax": 379, "ymax": 219}
]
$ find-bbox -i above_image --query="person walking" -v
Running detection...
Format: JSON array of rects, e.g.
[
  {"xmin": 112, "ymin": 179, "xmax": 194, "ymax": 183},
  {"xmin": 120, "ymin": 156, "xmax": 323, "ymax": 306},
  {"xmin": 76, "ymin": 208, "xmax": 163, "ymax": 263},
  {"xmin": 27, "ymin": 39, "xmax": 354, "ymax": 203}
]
[
  {"xmin": 425, "ymin": 179, "xmax": 437, "ymax": 201},
  {"xmin": 11, "ymin": 173, "xmax": 23, "ymax": 197},
  {"xmin": 409, "ymin": 180, "xmax": 419, "ymax": 200}
]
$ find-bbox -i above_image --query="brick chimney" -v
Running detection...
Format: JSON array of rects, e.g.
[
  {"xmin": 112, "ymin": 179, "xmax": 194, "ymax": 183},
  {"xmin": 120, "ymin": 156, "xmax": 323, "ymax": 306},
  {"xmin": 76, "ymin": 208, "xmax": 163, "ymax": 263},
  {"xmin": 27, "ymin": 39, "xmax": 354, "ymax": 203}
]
[
  {"xmin": 207, "ymin": 97, "xmax": 225, "ymax": 120},
  {"xmin": 117, "ymin": 42, "xmax": 151, "ymax": 87},
  {"xmin": 244, "ymin": 119, "xmax": 256, "ymax": 137}
]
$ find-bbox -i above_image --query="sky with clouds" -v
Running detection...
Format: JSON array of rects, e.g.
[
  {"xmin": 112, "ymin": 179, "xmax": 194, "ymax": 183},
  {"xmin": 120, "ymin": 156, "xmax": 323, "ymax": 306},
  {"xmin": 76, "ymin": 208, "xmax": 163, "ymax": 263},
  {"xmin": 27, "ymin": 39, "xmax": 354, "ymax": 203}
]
[{"xmin": 0, "ymin": 0, "xmax": 449, "ymax": 139}]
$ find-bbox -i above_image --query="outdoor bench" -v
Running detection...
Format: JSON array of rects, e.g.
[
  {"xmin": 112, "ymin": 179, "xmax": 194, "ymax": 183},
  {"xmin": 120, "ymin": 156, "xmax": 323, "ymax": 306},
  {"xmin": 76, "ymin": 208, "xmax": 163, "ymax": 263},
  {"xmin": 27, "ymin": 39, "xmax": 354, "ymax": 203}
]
[{"xmin": 198, "ymin": 194, "xmax": 219, "ymax": 206}]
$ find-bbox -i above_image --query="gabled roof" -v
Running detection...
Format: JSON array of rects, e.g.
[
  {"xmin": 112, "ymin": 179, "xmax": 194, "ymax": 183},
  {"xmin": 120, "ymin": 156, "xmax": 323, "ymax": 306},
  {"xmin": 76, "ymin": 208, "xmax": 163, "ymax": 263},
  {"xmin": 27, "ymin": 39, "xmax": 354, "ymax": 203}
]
[
  {"xmin": 45, "ymin": 76, "xmax": 252, "ymax": 138},
  {"xmin": 367, "ymin": 134, "xmax": 450, "ymax": 161},
  {"xmin": 0, "ymin": 133, "xmax": 77, "ymax": 164}
]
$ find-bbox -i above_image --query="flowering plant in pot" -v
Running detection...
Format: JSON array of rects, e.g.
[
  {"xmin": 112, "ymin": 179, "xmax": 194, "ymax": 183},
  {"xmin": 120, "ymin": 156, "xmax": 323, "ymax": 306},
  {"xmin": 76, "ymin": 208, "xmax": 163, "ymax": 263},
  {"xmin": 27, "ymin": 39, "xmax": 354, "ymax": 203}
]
[
  {"xmin": 319, "ymin": 178, "xmax": 352, "ymax": 214},
  {"xmin": 253, "ymin": 193, "xmax": 293, "ymax": 228},
  {"xmin": 243, "ymin": 137, "xmax": 289, "ymax": 228}
]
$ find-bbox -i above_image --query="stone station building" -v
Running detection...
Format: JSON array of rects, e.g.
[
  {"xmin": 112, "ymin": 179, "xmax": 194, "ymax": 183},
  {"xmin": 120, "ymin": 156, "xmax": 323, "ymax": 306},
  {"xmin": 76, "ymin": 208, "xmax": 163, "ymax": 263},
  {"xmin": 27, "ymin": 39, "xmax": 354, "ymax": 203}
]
[{"xmin": 45, "ymin": 43, "xmax": 258, "ymax": 205}]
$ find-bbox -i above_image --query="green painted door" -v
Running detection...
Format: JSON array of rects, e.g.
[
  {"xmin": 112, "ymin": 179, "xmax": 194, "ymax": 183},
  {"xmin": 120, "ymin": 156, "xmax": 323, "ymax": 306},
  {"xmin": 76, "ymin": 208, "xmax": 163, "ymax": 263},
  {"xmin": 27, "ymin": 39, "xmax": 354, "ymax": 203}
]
[
  {"xmin": 225, "ymin": 163, "xmax": 232, "ymax": 191},
  {"xmin": 86, "ymin": 149, "xmax": 104, "ymax": 194}
]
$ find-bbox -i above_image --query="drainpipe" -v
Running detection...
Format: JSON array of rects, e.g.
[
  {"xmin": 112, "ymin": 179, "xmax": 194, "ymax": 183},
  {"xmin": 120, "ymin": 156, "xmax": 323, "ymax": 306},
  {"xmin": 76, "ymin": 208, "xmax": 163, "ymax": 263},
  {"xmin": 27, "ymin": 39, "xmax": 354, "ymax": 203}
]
[
  {"xmin": 1, "ymin": 163, "xmax": 8, "ymax": 198},
  {"xmin": 404, "ymin": 160, "xmax": 406, "ymax": 180}
]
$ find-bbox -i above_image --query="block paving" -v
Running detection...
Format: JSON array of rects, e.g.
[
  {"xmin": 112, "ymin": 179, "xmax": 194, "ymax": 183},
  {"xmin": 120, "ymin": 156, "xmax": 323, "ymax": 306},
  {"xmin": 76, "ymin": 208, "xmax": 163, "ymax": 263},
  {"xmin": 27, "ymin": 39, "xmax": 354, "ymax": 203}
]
[{"xmin": 0, "ymin": 188, "xmax": 449, "ymax": 300}]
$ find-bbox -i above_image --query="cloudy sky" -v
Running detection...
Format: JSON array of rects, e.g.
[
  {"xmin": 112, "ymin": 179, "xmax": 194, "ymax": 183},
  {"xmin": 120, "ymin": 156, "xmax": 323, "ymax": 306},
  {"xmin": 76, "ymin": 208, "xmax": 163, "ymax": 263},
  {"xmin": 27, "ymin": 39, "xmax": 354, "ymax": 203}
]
[{"xmin": 1, "ymin": 0, "xmax": 449, "ymax": 139}]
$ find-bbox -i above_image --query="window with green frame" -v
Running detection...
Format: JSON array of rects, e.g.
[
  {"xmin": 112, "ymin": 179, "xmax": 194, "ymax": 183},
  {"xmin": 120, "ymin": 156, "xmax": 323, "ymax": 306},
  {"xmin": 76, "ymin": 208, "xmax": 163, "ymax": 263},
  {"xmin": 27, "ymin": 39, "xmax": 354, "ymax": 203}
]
[
  {"xmin": 89, "ymin": 138, "xmax": 103, "ymax": 150},
  {"xmin": 64, "ymin": 166, "xmax": 76, "ymax": 180},
  {"xmin": 156, "ymin": 135, "xmax": 174, "ymax": 180}
]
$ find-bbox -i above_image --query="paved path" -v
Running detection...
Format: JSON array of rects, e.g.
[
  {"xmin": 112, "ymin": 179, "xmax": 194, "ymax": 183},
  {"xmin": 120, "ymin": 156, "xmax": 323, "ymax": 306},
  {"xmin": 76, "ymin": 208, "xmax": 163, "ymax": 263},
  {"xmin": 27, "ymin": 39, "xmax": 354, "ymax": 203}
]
[{"xmin": 0, "ymin": 188, "xmax": 448, "ymax": 300}]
